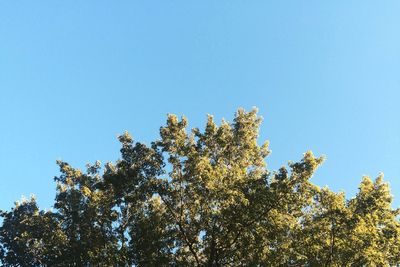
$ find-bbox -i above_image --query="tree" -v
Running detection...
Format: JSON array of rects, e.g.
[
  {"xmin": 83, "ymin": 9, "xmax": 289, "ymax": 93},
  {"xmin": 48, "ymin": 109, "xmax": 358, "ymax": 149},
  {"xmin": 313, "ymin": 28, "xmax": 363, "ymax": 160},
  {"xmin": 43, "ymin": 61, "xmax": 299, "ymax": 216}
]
[
  {"xmin": 1, "ymin": 108, "xmax": 399, "ymax": 266},
  {"xmin": 345, "ymin": 175, "xmax": 400, "ymax": 265},
  {"xmin": 0, "ymin": 196, "xmax": 67, "ymax": 266}
]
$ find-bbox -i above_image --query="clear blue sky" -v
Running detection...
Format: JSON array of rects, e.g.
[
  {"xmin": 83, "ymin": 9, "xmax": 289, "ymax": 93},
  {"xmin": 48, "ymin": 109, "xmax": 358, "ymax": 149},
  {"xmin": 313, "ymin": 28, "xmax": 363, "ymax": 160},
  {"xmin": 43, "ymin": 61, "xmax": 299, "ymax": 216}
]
[{"xmin": 0, "ymin": 1, "xmax": 399, "ymax": 210}]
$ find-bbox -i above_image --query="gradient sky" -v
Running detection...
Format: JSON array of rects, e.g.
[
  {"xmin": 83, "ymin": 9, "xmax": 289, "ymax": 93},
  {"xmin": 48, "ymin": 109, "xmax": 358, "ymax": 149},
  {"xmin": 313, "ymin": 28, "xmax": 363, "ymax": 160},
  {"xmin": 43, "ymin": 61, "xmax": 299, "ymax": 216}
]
[{"xmin": 1, "ymin": 1, "xmax": 399, "ymax": 210}]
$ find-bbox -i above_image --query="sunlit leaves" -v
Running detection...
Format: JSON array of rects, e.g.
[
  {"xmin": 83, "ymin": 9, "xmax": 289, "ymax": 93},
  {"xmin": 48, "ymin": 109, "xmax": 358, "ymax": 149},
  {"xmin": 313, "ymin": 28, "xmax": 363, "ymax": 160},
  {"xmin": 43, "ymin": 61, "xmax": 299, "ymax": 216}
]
[{"xmin": 1, "ymin": 108, "xmax": 399, "ymax": 266}]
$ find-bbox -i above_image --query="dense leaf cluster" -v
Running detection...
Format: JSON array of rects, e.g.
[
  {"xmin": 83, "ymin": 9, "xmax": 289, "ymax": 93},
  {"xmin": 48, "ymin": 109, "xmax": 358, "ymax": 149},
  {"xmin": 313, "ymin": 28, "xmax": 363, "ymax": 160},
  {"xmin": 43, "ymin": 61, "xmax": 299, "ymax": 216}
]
[{"xmin": 1, "ymin": 109, "xmax": 399, "ymax": 266}]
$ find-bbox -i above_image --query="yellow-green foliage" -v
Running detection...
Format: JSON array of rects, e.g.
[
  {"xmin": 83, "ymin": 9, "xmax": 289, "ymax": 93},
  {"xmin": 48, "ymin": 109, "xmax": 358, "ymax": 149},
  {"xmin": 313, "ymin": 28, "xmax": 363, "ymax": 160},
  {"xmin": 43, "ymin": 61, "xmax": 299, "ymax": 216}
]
[{"xmin": 1, "ymin": 108, "xmax": 399, "ymax": 266}]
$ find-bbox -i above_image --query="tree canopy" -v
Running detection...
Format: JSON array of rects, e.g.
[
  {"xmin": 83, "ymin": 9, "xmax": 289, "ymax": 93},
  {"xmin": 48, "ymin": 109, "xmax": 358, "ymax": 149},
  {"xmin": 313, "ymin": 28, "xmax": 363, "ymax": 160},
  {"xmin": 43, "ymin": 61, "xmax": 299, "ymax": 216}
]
[{"xmin": 1, "ymin": 108, "xmax": 399, "ymax": 266}]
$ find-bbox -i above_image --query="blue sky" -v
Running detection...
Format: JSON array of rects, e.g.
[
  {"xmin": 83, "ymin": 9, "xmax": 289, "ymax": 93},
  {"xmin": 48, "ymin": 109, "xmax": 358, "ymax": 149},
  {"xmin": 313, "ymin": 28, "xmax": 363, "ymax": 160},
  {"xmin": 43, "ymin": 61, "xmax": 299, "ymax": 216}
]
[{"xmin": 0, "ymin": 1, "xmax": 399, "ymax": 210}]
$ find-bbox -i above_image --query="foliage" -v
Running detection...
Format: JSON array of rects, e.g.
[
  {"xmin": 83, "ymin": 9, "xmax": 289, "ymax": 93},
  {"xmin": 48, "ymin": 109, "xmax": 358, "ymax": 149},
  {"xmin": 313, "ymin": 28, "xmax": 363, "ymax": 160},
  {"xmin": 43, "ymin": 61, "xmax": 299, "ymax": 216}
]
[{"xmin": 1, "ymin": 108, "xmax": 399, "ymax": 266}]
